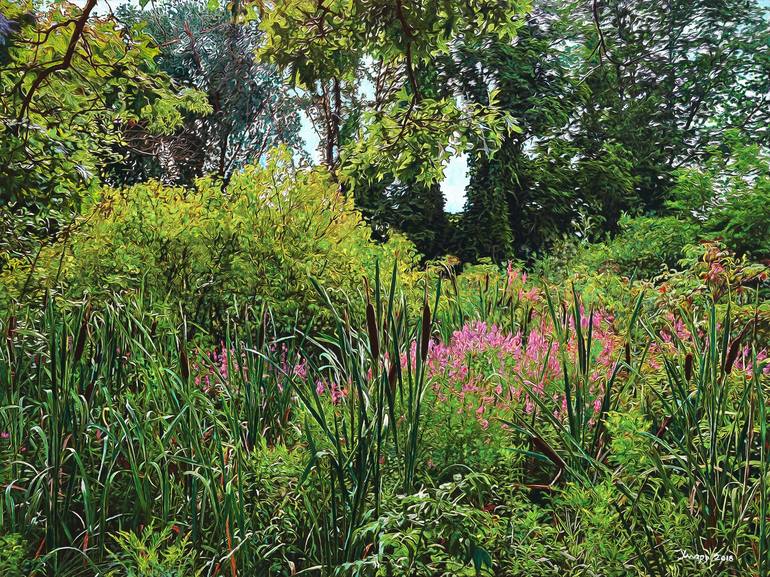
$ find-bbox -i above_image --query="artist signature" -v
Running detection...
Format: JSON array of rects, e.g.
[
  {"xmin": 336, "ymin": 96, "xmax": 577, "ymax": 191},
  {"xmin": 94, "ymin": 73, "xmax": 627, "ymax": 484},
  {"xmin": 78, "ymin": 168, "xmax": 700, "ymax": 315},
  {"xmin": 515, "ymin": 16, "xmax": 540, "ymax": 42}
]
[{"xmin": 677, "ymin": 549, "xmax": 735, "ymax": 564}]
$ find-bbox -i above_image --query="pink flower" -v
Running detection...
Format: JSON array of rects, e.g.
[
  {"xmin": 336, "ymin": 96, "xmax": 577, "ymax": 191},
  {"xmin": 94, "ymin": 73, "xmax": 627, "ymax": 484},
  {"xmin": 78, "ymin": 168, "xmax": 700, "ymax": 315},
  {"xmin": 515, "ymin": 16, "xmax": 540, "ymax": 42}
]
[
  {"xmin": 506, "ymin": 261, "xmax": 518, "ymax": 286},
  {"xmin": 293, "ymin": 362, "xmax": 307, "ymax": 380},
  {"xmin": 330, "ymin": 383, "xmax": 347, "ymax": 405},
  {"xmin": 424, "ymin": 298, "xmax": 626, "ymax": 432},
  {"xmin": 706, "ymin": 261, "xmax": 725, "ymax": 283},
  {"xmin": 524, "ymin": 398, "xmax": 535, "ymax": 414}
]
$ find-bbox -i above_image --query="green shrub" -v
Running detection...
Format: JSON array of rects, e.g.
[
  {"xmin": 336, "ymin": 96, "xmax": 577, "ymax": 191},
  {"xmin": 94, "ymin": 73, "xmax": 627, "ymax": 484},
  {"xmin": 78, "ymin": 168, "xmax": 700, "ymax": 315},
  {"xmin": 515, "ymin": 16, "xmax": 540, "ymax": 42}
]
[
  {"xmin": 1, "ymin": 148, "xmax": 419, "ymax": 331},
  {"xmin": 0, "ymin": 533, "xmax": 41, "ymax": 577},
  {"xmin": 574, "ymin": 215, "xmax": 699, "ymax": 279},
  {"xmin": 364, "ymin": 473, "xmax": 498, "ymax": 577},
  {"xmin": 668, "ymin": 133, "xmax": 770, "ymax": 260},
  {"xmin": 106, "ymin": 525, "xmax": 201, "ymax": 577}
]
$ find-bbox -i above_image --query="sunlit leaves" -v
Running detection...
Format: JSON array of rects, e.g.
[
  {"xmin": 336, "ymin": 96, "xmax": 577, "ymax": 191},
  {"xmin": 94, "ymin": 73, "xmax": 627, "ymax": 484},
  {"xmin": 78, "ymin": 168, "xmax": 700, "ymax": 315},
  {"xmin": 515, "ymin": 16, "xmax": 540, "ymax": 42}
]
[
  {"xmin": 1, "ymin": 147, "xmax": 420, "ymax": 328},
  {"xmin": 0, "ymin": 0, "xmax": 208, "ymax": 248},
  {"xmin": 258, "ymin": 0, "xmax": 528, "ymax": 184},
  {"xmin": 343, "ymin": 89, "xmax": 517, "ymax": 188}
]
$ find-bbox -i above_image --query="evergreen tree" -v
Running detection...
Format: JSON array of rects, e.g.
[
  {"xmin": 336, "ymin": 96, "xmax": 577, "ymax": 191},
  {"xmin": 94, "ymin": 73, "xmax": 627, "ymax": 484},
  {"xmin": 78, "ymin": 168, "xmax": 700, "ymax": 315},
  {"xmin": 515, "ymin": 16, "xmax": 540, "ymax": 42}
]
[
  {"xmin": 460, "ymin": 152, "xmax": 515, "ymax": 261},
  {"xmin": 354, "ymin": 167, "xmax": 449, "ymax": 260},
  {"xmin": 259, "ymin": 0, "xmax": 527, "ymax": 260},
  {"xmin": 455, "ymin": 5, "xmax": 581, "ymax": 259}
]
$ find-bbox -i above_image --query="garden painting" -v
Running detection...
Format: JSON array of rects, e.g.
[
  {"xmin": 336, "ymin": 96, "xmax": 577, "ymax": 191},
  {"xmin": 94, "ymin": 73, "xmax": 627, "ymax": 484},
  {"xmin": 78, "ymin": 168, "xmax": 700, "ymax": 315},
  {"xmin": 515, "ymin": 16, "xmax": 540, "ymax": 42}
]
[{"xmin": 2, "ymin": 1, "xmax": 770, "ymax": 575}]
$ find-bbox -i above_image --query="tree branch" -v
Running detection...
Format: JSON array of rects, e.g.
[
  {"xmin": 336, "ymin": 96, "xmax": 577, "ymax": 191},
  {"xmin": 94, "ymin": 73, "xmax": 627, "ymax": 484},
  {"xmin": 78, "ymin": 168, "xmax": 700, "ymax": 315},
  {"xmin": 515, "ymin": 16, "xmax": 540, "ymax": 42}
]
[{"xmin": 17, "ymin": 0, "xmax": 99, "ymax": 123}]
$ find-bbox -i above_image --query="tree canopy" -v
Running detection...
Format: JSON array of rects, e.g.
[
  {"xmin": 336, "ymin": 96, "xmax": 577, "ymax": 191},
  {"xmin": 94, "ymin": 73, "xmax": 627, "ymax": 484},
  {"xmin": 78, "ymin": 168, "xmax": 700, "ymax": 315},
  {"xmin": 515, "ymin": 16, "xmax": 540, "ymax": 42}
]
[
  {"xmin": 0, "ymin": 0, "xmax": 209, "ymax": 263},
  {"xmin": 1, "ymin": 0, "xmax": 769, "ymax": 267}
]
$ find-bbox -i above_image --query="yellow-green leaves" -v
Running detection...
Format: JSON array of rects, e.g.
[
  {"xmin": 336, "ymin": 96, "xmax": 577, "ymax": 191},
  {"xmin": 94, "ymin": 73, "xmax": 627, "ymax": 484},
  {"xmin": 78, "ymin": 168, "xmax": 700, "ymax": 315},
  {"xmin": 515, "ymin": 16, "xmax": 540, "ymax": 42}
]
[{"xmin": 2, "ymin": 147, "xmax": 420, "ymax": 330}]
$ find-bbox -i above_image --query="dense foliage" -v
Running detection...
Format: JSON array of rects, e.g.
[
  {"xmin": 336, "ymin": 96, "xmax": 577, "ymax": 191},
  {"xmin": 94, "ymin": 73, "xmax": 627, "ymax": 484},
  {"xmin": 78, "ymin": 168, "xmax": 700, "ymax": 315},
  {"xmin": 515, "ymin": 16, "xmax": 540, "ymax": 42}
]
[
  {"xmin": 1, "ymin": 1, "xmax": 770, "ymax": 576},
  {"xmin": 0, "ymin": 0, "xmax": 210, "ymax": 258},
  {"xmin": 0, "ymin": 148, "xmax": 418, "ymax": 331},
  {"xmin": 1, "ymin": 248, "xmax": 769, "ymax": 575}
]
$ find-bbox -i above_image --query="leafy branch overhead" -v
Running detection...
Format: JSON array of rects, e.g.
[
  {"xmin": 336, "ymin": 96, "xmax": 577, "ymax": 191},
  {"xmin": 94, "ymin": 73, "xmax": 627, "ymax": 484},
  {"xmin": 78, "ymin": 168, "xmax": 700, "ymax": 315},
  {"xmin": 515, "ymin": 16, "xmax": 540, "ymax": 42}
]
[
  {"xmin": 257, "ymin": 0, "xmax": 527, "ymax": 183},
  {"xmin": 0, "ymin": 0, "xmax": 210, "ymax": 238}
]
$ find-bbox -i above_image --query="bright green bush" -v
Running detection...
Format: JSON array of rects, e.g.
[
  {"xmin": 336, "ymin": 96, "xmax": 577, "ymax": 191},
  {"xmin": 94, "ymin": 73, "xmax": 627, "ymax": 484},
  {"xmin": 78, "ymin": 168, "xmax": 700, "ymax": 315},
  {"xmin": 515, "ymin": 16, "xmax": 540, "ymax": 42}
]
[
  {"xmin": 106, "ymin": 526, "xmax": 201, "ymax": 577},
  {"xmin": 0, "ymin": 148, "xmax": 419, "ymax": 330},
  {"xmin": 0, "ymin": 533, "xmax": 41, "ymax": 577},
  {"xmin": 572, "ymin": 215, "xmax": 699, "ymax": 279},
  {"xmin": 667, "ymin": 133, "xmax": 770, "ymax": 260}
]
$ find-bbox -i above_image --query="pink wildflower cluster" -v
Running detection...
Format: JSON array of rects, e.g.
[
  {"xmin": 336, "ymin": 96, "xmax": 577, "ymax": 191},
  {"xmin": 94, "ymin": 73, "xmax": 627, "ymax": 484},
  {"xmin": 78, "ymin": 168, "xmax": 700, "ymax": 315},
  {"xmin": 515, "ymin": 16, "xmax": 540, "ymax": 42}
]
[
  {"xmin": 733, "ymin": 347, "xmax": 770, "ymax": 378},
  {"xmin": 659, "ymin": 313, "xmax": 692, "ymax": 349},
  {"xmin": 427, "ymin": 311, "xmax": 621, "ymax": 429},
  {"xmin": 315, "ymin": 378, "xmax": 349, "ymax": 404},
  {"xmin": 271, "ymin": 342, "xmax": 308, "ymax": 383},
  {"xmin": 192, "ymin": 342, "xmax": 307, "ymax": 395},
  {"xmin": 646, "ymin": 312, "xmax": 694, "ymax": 370},
  {"xmin": 506, "ymin": 263, "xmax": 539, "ymax": 302},
  {"xmin": 192, "ymin": 345, "xmax": 242, "ymax": 395}
]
